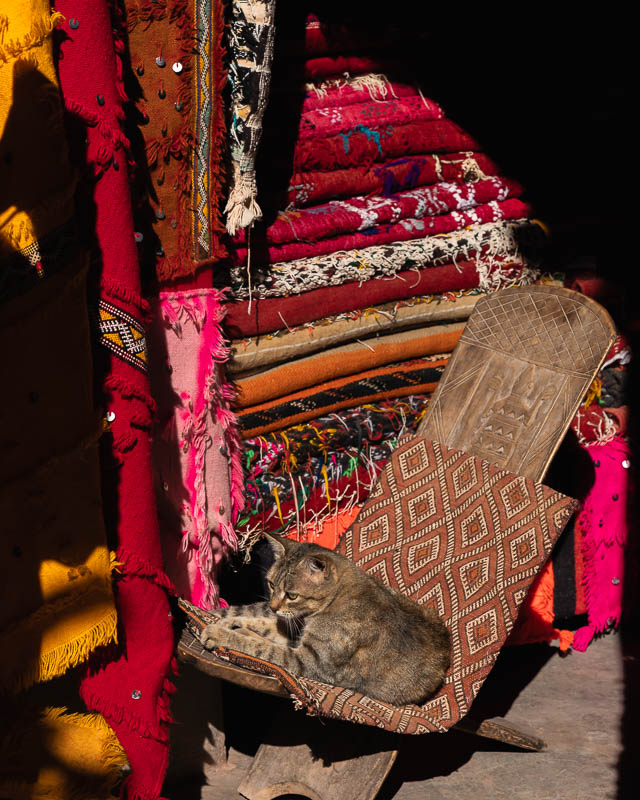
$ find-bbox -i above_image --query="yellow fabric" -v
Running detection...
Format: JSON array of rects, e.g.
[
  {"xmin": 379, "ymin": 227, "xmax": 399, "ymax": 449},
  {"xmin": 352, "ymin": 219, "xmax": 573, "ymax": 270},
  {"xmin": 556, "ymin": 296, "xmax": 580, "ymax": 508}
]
[
  {"xmin": 0, "ymin": 0, "xmax": 74, "ymax": 258},
  {"xmin": 0, "ymin": 268, "xmax": 118, "ymax": 692},
  {"xmin": 0, "ymin": 706, "xmax": 126, "ymax": 800}
]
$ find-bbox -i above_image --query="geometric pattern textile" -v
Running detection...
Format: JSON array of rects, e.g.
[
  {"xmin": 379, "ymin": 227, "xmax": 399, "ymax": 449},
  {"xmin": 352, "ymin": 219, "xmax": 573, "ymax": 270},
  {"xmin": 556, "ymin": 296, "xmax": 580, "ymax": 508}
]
[
  {"xmin": 98, "ymin": 299, "xmax": 148, "ymax": 373},
  {"xmin": 123, "ymin": 0, "xmax": 228, "ymax": 280},
  {"xmin": 183, "ymin": 436, "xmax": 576, "ymax": 734}
]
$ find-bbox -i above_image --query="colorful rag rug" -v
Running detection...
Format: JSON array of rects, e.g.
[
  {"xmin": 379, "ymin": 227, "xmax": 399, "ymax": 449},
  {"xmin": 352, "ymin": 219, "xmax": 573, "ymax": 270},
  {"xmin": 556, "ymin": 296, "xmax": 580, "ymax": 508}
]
[
  {"xmin": 234, "ymin": 323, "xmax": 463, "ymax": 407},
  {"xmin": 57, "ymin": 4, "xmax": 175, "ymax": 798},
  {"xmin": 233, "ymin": 176, "xmax": 522, "ymax": 254},
  {"xmin": 123, "ymin": 0, "xmax": 228, "ymax": 280},
  {"xmin": 230, "ymin": 218, "xmax": 545, "ymax": 301},
  {"xmin": 227, "ymin": 291, "xmax": 482, "ymax": 374},
  {"xmin": 225, "ymin": 258, "xmax": 537, "ymax": 339},
  {"xmin": 189, "ymin": 437, "xmax": 578, "ymax": 733},
  {"xmin": 236, "ymin": 355, "xmax": 450, "ymax": 438},
  {"xmin": 237, "ymin": 396, "xmax": 431, "ymax": 544},
  {"xmin": 290, "ymin": 119, "xmax": 480, "ymax": 173},
  {"xmin": 148, "ymin": 290, "xmax": 244, "ymax": 610},
  {"xmin": 286, "ymin": 152, "xmax": 502, "ymax": 208},
  {"xmin": 225, "ymin": 0, "xmax": 276, "ymax": 234}
]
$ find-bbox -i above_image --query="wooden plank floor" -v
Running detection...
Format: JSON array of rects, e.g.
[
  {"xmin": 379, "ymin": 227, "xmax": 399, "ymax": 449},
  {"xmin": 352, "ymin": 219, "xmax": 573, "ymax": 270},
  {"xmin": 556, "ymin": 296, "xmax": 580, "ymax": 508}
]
[{"xmin": 167, "ymin": 628, "xmax": 639, "ymax": 800}]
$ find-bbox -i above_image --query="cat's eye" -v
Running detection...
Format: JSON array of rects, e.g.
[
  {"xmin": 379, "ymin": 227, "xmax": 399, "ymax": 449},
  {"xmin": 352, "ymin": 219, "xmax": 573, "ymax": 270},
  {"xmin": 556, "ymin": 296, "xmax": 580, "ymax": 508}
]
[{"xmin": 286, "ymin": 592, "xmax": 298, "ymax": 601}]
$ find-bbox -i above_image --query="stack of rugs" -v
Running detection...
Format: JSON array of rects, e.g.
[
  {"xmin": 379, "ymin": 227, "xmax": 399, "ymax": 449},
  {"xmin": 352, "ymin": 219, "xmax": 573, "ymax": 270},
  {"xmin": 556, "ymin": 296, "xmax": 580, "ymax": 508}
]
[{"xmin": 225, "ymin": 13, "xmax": 554, "ymax": 549}]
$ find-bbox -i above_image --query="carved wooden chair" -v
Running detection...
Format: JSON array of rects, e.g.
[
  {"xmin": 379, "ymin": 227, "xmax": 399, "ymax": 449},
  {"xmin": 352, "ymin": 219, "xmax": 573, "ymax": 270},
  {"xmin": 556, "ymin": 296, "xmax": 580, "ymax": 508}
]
[{"xmin": 177, "ymin": 286, "xmax": 615, "ymax": 800}]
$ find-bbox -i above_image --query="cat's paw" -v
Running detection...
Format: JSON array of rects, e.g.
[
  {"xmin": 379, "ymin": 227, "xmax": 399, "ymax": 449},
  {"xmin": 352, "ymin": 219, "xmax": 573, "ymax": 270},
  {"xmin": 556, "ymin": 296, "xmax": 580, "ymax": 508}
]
[{"xmin": 201, "ymin": 623, "xmax": 221, "ymax": 650}]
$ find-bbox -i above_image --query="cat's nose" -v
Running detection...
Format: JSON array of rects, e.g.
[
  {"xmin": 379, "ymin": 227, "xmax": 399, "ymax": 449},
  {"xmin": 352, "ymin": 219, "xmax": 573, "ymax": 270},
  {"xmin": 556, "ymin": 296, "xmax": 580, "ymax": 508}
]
[{"xmin": 269, "ymin": 598, "xmax": 280, "ymax": 613}]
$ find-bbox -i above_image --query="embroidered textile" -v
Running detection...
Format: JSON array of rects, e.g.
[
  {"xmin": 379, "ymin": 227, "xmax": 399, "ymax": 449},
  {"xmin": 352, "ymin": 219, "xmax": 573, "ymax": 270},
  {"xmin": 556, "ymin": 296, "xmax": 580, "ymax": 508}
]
[
  {"xmin": 98, "ymin": 299, "xmax": 148, "ymax": 373},
  {"xmin": 191, "ymin": 438, "xmax": 577, "ymax": 733},
  {"xmin": 228, "ymin": 292, "xmax": 482, "ymax": 374},
  {"xmin": 232, "ymin": 198, "xmax": 531, "ymax": 266},
  {"xmin": 225, "ymin": 259, "xmax": 533, "ymax": 339},
  {"xmin": 296, "ymin": 95, "xmax": 443, "ymax": 140},
  {"xmin": 229, "ymin": 218, "xmax": 545, "ymax": 301},
  {"xmin": 288, "ymin": 118, "xmax": 480, "ymax": 174},
  {"xmin": 286, "ymin": 152, "xmax": 501, "ymax": 208},
  {"xmin": 234, "ymin": 177, "xmax": 522, "ymax": 252},
  {"xmin": 234, "ymin": 323, "xmax": 463, "ymax": 408},
  {"xmin": 237, "ymin": 357, "xmax": 449, "ymax": 438},
  {"xmin": 225, "ymin": 0, "xmax": 276, "ymax": 234},
  {"xmin": 57, "ymin": 5, "xmax": 175, "ymax": 797},
  {"xmin": 123, "ymin": 0, "xmax": 228, "ymax": 280},
  {"xmin": 149, "ymin": 290, "xmax": 244, "ymax": 610}
]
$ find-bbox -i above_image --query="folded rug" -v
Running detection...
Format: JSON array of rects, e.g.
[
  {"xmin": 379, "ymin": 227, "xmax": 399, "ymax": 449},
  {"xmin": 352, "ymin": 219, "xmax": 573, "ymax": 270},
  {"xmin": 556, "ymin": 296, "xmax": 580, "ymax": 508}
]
[
  {"xmin": 304, "ymin": 54, "xmax": 389, "ymax": 80},
  {"xmin": 300, "ymin": 74, "xmax": 419, "ymax": 112},
  {"xmin": 237, "ymin": 395, "xmax": 431, "ymax": 543},
  {"xmin": 290, "ymin": 118, "xmax": 481, "ymax": 173},
  {"xmin": 148, "ymin": 290, "xmax": 245, "ymax": 610},
  {"xmin": 230, "ymin": 218, "xmax": 545, "ymax": 301},
  {"xmin": 231, "ymin": 197, "xmax": 529, "ymax": 265},
  {"xmin": 228, "ymin": 291, "xmax": 482, "ymax": 374},
  {"xmin": 296, "ymin": 94, "xmax": 444, "ymax": 140},
  {"xmin": 236, "ymin": 355, "xmax": 450, "ymax": 437},
  {"xmin": 234, "ymin": 176, "xmax": 522, "ymax": 252},
  {"xmin": 226, "ymin": 257, "xmax": 535, "ymax": 338},
  {"xmin": 234, "ymin": 323, "xmax": 464, "ymax": 408},
  {"xmin": 285, "ymin": 152, "xmax": 501, "ymax": 208},
  {"xmin": 124, "ymin": 0, "xmax": 228, "ymax": 280},
  {"xmin": 225, "ymin": 0, "xmax": 276, "ymax": 234}
]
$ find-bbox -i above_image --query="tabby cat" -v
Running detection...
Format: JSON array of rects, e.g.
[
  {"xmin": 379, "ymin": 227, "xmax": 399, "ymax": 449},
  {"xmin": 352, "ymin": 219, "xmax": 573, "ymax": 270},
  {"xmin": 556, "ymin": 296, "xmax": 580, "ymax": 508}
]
[{"xmin": 201, "ymin": 534, "xmax": 450, "ymax": 705}]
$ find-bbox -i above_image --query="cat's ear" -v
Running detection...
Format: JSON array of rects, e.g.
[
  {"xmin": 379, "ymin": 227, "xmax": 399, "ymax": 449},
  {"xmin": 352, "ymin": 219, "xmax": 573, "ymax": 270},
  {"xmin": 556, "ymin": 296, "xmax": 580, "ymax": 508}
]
[
  {"xmin": 305, "ymin": 557, "xmax": 328, "ymax": 585},
  {"xmin": 262, "ymin": 533, "xmax": 288, "ymax": 559}
]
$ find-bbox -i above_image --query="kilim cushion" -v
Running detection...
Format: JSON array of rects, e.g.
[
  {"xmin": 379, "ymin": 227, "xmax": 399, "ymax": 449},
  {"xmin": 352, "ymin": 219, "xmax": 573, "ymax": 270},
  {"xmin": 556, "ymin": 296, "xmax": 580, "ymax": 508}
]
[{"xmin": 182, "ymin": 435, "xmax": 577, "ymax": 733}]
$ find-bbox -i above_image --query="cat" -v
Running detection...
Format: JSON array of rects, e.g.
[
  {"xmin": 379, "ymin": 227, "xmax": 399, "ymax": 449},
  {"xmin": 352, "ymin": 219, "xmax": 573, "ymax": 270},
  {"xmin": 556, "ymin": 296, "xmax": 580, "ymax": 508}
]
[{"xmin": 200, "ymin": 534, "xmax": 450, "ymax": 706}]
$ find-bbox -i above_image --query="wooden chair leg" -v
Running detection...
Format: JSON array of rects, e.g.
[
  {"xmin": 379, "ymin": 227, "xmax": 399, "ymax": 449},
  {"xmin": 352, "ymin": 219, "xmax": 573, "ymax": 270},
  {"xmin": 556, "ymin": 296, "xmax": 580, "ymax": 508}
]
[
  {"xmin": 454, "ymin": 715, "xmax": 546, "ymax": 751},
  {"xmin": 237, "ymin": 708, "xmax": 397, "ymax": 800}
]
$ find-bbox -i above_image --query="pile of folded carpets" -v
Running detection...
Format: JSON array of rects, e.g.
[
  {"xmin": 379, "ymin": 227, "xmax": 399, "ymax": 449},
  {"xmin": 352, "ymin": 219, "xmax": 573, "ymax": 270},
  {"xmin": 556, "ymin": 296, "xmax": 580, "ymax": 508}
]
[{"xmin": 227, "ymin": 13, "xmax": 549, "ymax": 549}]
